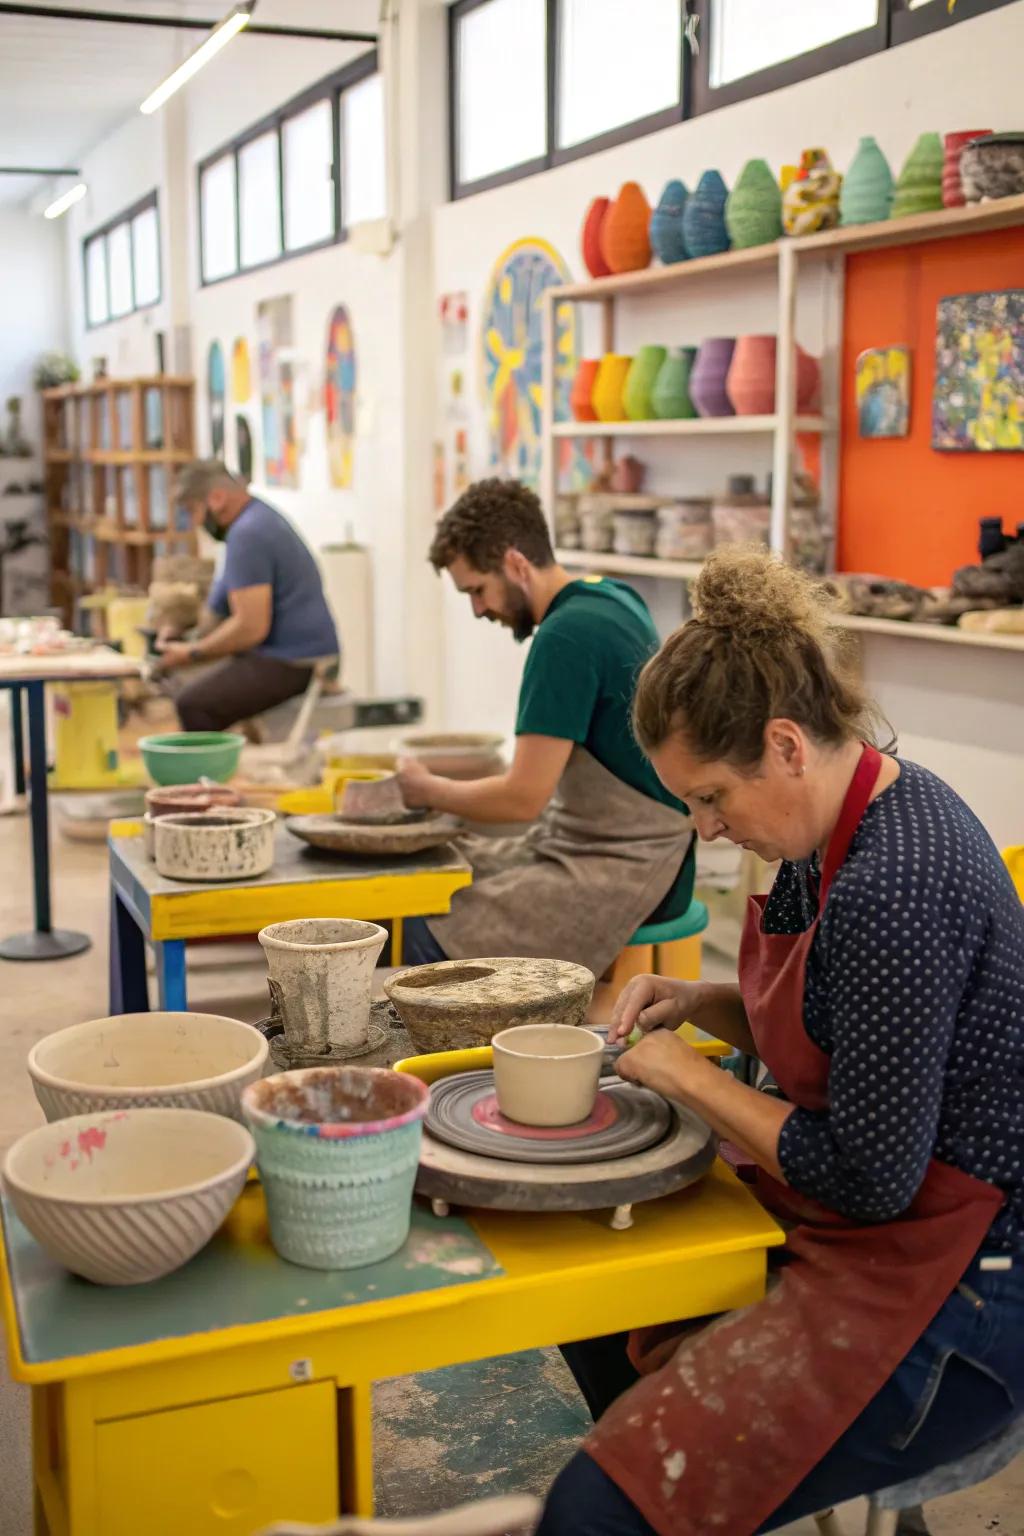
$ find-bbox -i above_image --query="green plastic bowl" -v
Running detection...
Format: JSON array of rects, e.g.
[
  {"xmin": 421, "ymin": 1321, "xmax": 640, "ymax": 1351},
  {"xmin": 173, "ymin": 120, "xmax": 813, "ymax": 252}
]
[{"xmin": 138, "ymin": 732, "xmax": 245, "ymax": 787}]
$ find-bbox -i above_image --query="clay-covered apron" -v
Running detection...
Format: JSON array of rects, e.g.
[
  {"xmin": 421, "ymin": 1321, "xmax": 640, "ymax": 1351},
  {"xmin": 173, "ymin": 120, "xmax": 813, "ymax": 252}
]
[
  {"xmin": 586, "ymin": 744, "xmax": 1004, "ymax": 1536},
  {"xmin": 427, "ymin": 746, "xmax": 692, "ymax": 981}
]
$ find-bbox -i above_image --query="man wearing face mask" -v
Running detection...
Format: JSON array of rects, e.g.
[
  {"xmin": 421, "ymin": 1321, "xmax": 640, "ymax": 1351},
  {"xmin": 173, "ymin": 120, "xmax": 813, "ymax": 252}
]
[
  {"xmin": 157, "ymin": 460, "xmax": 338, "ymax": 732},
  {"xmin": 397, "ymin": 478, "xmax": 694, "ymax": 979}
]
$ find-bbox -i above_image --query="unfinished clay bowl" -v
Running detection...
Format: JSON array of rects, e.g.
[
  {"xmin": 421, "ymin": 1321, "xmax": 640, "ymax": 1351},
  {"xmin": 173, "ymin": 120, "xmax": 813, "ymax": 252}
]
[
  {"xmin": 393, "ymin": 732, "xmax": 505, "ymax": 780},
  {"xmin": 384, "ymin": 956, "xmax": 596, "ymax": 1053},
  {"xmin": 2, "ymin": 1108, "xmax": 254, "ymax": 1285},
  {"xmin": 258, "ymin": 918, "xmax": 388, "ymax": 1058},
  {"xmin": 153, "ymin": 807, "xmax": 276, "ymax": 881},
  {"xmin": 337, "ymin": 773, "xmax": 411, "ymax": 825},
  {"xmin": 286, "ymin": 813, "xmax": 460, "ymax": 857},
  {"xmin": 27, "ymin": 1011, "xmax": 268, "ymax": 1124},
  {"xmin": 492, "ymin": 1024, "xmax": 605, "ymax": 1128}
]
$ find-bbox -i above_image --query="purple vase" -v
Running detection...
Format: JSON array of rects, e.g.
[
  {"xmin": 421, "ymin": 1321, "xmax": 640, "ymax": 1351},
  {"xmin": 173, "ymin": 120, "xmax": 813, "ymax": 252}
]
[{"xmin": 690, "ymin": 337, "xmax": 736, "ymax": 418}]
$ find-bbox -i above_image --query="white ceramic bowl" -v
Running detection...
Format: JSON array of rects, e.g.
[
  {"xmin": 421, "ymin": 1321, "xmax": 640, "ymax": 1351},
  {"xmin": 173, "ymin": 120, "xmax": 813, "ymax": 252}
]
[
  {"xmin": 491, "ymin": 1024, "xmax": 605, "ymax": 1128},
  {"xmin": 153, "ymin": 807, "xmax": 276, "ymax": 882},
  {"xmin": 2, "ymin": 1108, "xmax": 254, "ymax": 1285},
  {"xmin": 27, "ymin": 1012, "xmax": 269, "ymax": 1124}
]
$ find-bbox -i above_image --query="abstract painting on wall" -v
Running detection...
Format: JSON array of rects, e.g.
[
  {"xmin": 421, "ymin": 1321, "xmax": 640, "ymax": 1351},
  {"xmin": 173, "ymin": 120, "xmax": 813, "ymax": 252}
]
[
  {"xmin": 257, "ymin": 297, "xmax": 299, "ymax": 486},
  {"xmin": 231, "ymin": 338, "xmax": 252, "ymax": 404},
  {"xmin": 932, "ymin": 289, "xmax": 1024, "ymax": 452},
  {"xmin": 855, "ymin": 346, "xmax": 911, "ymax": 438},
  {"xmin": 479, "ymin": 236, "xmax": 591, "ymax": 490},
  {"xmin": 440, "ymin": 292, "xmax": 469, "ymax": 356},
  {"xmin": 207, "ymin": 341, "xmax": 225, "ymax": 457},
  {"xmin": 325, "ymin": 305, "xmax": 357, "ymax": 489}
]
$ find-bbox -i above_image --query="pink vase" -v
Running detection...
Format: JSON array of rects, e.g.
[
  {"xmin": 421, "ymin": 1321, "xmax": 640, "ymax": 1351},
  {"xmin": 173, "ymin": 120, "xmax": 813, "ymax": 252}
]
[{"xmin": 727, "ymin": 335, "xmax": 777, "ymax": 415}]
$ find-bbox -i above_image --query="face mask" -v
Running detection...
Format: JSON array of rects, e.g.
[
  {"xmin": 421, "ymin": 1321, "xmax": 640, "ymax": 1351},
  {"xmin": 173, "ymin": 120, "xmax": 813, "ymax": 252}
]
[{"xmin": 203, "ymin": 508, "xmax": 228, "ymax": 543}]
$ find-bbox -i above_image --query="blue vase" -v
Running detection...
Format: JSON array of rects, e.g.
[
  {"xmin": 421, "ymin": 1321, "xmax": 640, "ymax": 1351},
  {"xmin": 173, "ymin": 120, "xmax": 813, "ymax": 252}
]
[
  {"xmin": 682, "ymin": 170, "xmax": 731, "ymax": 259},
  {"xmin": 650, "ymin": 179, "xmax": 690, "ymax": 264}
]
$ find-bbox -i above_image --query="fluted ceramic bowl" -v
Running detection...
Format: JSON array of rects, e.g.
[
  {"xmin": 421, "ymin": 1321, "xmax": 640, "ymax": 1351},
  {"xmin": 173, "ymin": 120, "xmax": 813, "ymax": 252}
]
[
  {"xmin": 2, "ymin": 1108, "xmax": 254, "ymax": 1285},
  {"xmin": 27, "ymin": 1011, "xmax": 269, "ymax": 1124}
]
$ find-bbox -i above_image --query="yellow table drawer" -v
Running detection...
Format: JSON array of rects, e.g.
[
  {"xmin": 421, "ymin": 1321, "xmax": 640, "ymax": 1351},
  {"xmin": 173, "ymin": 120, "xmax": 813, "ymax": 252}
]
[{"xmin": 96, "ymin": 1380, "xmax": 339, "ymax": 1534}]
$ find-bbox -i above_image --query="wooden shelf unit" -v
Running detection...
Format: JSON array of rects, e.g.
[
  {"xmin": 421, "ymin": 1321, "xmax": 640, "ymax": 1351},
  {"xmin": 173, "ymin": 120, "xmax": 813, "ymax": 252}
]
[{"xmin": 42, "ymin": 376, "xmax": 197, "ymax": 622}]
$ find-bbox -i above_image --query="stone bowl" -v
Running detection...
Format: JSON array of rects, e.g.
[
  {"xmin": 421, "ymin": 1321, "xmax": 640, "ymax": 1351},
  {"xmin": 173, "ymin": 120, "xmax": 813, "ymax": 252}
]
[
  {"xmin": 393, "ymin": 731, "xmax": 505, "ymax": 780},
  {"xmin": 492, "ymin": 1024, "xmax": 605, "ymax": 1128},
  {"xmin": 2, "ymin": 1107, "xmax": 254, "ymax": 1285},
  {"xmin": 153, "ymin": 807, "xmax": 276, "ymax": 882},
  {"xmin": 960, "ymin": 132, "xmax": 1024, "ymax": 203},
  {"xmin": 27, "ymin": 1011, "xmax": 269, "ymax": 1124},
  {"xmin": 383, "ymin": 956, "xmax": 596, "ymax": 1053}
]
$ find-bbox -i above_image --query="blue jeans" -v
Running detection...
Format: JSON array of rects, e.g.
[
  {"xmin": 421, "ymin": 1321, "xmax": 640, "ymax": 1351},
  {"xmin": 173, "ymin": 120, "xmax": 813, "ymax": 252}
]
[
  {"xmin": 400, "ymin": 916, "xmax": 448, "ymax": 966},
  {"xmin": 538, "ymin": 1250, "xmax": 1024, "ymax": 1535}
]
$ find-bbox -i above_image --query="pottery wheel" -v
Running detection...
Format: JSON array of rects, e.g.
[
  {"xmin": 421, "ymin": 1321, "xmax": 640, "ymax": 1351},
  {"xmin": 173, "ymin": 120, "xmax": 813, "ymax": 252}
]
[{"xmin": 427, "ymin": 1070, "xmax": 670, "ymax": 1165}]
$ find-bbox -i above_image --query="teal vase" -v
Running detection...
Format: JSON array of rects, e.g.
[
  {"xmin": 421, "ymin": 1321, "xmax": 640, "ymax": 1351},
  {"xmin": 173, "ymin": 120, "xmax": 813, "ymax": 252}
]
[
  {"xmin": 725, "ymin": 159, "xmax": 782, "ymax": 249},
  {"xmin": 651, "ymin": 347, "xmax": 697, "ymax": 420},
  {"xmin": 650, "ymin": 180, "xmax": 689, "ymax": 264},
  {"xmin": 841, "ymin": 136, "xmax": 894, "ymax": 225},
  {"xmin": 623, "ymin": 345, "xmax": 667, "ymax": 421}
]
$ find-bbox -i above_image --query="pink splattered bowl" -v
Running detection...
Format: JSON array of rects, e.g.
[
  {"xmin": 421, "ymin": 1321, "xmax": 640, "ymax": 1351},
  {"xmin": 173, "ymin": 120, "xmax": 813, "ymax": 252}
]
[{"xmin": 1, "ymin": 1108, "xmax": 253, "ymax": 1285}]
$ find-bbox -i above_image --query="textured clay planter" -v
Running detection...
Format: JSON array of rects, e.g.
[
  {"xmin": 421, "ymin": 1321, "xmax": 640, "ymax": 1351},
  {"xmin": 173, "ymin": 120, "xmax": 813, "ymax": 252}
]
[
  {"xmin": 891, "ymin": 132, "xmax": 944, "ymax": 217},
  {"xmin": 570, "ymin": 359, "xmax": 600, "ymax": 422},
  {"xmin": 682, "ymin": 170, "xmax": 730, "ymax": 258},
  {"xmin": 942, "ymin": 130, "xmax": 992, "ymax": 208},
  {"xmin": 959, "ymin": 132, "xmax": 1024, "ymax": 203},
  {"xmin": 492, "ymin": 1024, "xmax": 605, "ymax": 1128},
  {"xmin": 581, "ymin": 196, "xmax": 611, "ymax": 278},
  {"xmin": 727, "ymin": 335, "xmax": 777, "ymax": 415},
  {"xmin": 651, "ymin": 347, "xmax": 697, "ymax": 420},
  {"xmin": 258, "ymin": 918, "xmax": 388, "ymax": 1057},
  {"xmin": 592, "ymin": 354, "xmax": 632, "ymax": 422},
  {"xmin": 840, "ymin": 136, "xmax": 894, "ymax": 226},
  {"xmin": 600, "ymin": 182, "xmax": 652, "ymax": 273},
  {"xmin": 650, "ymin": 179, "xmax": 689, "ymax": 264},
  {"xmin": 384, "ymin": 956, "xmax": 596, "ymax": 1053},
  {"xmin": 689, "ymin": 337, "xmax": 736, "ymax": 418},
  {"xmin": 152, "ymin": 807, "xmax": 276, "ymax": 882},
  {"xmin": 725, "ymin": 159, "xmax": 782, "ymax": 249},
  {"xmin": 623, "ymin": 345, "xmax": 667, "ymax": 421}
]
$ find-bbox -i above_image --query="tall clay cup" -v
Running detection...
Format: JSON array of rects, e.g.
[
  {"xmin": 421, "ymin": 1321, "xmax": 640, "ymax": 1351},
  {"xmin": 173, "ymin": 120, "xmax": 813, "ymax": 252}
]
[{"xmin": 258, "ymin": 918, "xmax": 388, "ymax": 1057}]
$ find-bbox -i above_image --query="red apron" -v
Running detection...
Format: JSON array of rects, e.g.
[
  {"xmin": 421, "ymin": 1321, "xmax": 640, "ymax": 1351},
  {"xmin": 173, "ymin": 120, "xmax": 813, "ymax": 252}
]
[{"xmin": 586, "ymin": 743, "xmax": 1003, "ymax": 1536}]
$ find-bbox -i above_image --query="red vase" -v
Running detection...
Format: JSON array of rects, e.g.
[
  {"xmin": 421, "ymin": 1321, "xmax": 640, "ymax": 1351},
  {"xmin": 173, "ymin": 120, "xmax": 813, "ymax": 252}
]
[
  {"xmin": 581, "ymin": 197, "xmax": 611, "ymax": 278},
  {"xmin": 727, "ymin": 335, "xmax": 777, "ymax": 415},
  {"xmin": 570, "ymin": 359, "xmax": 600, "ymax": 422},
  {"xmin": 796, "ymin": 346, "xmax": 821, "ymax": 413},
  {"xmin": 942, "ymin": 129, "xmax": 992, "ymax": 207},
  {"xmin": 600, "ymin": 182, "xmax": 652, "ymax": 274}
]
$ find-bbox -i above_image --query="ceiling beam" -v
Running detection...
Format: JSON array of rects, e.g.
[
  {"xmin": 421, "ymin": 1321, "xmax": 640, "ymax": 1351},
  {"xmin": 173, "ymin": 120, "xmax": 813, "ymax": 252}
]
[
  {"xmin": 0, "ymin": 3, "xmax": 377, "ymax": 43},
  {"xmin": 0, "ymin": 165, "xmax": 81, "ymax": 175}
]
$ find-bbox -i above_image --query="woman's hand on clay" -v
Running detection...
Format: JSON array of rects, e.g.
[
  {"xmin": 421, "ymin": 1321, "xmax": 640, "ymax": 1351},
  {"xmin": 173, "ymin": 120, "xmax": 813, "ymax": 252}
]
[
  {"xmin": 609, "ymin": 975, "xmax": 701, "ymax": 1044},
  {"xmin": 616, "ymin": 1028, "xmax": 698, "ymax": 1101},
  {"xmin": 396, "ymin": 756, "xmax": 439, "ymax": 810}
]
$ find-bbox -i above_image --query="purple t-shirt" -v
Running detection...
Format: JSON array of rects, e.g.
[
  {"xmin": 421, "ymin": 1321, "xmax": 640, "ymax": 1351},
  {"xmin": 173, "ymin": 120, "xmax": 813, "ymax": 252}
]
[{"xmin": 208, "ymin": 498, "xmax": 338, "ymax": 661}]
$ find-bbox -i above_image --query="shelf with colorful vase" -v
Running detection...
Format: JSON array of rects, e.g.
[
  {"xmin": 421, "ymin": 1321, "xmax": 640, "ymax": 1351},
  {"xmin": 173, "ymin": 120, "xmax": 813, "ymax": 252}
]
[{"xmin": 551, "ymin": 415, "xmax": 827, "ymax": 438}]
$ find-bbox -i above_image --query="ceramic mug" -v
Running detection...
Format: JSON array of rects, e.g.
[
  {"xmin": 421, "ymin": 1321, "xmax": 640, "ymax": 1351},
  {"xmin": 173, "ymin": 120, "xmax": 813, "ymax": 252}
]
[{"xmin": 491, "ymin": 1024, "xmax": 605, "ymax": 1128}]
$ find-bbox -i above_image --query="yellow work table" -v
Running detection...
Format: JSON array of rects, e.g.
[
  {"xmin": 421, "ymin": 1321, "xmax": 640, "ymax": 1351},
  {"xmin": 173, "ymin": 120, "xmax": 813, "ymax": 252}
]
[
  {"xmin": 108, "ymin": 822, "xmax": 472, "ymax": 1012},
  {"xmin": 1, "ymin": 1166, "xmax": 783, "ymax": 1536}
]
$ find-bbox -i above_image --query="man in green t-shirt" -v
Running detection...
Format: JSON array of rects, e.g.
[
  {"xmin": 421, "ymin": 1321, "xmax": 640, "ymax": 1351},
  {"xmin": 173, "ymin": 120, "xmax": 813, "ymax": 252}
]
[{"xmin": 398, "ymin": 479, "xmax": 694, "ymax": 981}]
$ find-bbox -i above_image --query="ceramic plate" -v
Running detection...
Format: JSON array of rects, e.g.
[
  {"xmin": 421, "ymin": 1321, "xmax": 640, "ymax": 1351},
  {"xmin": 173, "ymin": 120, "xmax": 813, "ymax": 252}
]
[{"xmin": 285, "ymin": 813, "xmax": 462, "ymax": 857}]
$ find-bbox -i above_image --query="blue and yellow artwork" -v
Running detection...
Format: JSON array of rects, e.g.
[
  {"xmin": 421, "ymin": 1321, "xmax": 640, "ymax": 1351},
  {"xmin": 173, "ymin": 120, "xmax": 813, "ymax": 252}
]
[
  {"xmin": 932, "ymin": 289, "xmax": 1024, "ymax": 452},
  {"xmin": 325, "ymin": 305, "xmax": 356, "ymax": 489},
  {"xmin": 207, "ymin": 340, "xmax": 225, "ymax": 457},
  {"xmin": 856, "ymin": 346, "xmax": 911, "ymax": 439}
]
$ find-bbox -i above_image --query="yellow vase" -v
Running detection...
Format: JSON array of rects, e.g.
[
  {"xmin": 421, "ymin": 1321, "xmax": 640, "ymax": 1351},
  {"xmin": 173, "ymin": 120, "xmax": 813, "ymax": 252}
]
[{"xmin": 592, "ymin": 354, "xmax": 632, "ymax": 422}]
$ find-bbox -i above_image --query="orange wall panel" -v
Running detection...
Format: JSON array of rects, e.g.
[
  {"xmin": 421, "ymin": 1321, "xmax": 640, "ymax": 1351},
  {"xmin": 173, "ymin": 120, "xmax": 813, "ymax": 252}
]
[{"xmin": 839, "ymin": 228, "xmax": 1024, "ymax": 586}]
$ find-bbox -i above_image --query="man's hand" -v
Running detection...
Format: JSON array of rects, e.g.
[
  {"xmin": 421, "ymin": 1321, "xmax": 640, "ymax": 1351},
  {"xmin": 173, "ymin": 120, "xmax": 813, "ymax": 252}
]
[{"xmin": 155, "ymin": 639, "xmax": 194, "ymax": 673}]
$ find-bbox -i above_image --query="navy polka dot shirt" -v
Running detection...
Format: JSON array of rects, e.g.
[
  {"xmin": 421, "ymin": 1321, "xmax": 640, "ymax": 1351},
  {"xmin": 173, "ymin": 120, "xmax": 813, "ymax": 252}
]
[{"xmin": 765, "ymin": 759, "xmax": 1024, "ymax": 1251}]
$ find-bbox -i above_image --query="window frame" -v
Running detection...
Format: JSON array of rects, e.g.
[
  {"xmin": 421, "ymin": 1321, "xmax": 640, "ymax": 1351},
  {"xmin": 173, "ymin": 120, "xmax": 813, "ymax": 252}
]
[
  {"xmin": 82, "ymin": 191, "xmax": 162, "ymax": 331},
  {"xmin": 890, "ymin": 0, "xmax": 1021, "ymax": 45},
  {"xmin": 196, "ymin": 50, "xmax": 379, "ymax": 290}
]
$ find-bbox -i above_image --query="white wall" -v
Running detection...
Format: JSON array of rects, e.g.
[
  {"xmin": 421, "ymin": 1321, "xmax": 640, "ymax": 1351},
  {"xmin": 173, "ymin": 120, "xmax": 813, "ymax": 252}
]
[
  {"xmin": 432, "ymin": 3, "xmax": 1024, "ymax": 754},
  {"xmin": 0, "ymin": 209, "xmax": 67, "ymax": 449}
]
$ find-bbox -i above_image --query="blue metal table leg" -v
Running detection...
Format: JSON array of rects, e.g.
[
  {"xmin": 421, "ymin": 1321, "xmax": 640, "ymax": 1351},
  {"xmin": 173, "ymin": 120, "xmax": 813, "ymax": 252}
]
[
  {"xmin": 155, "ymin": 940, "xmax": 188, "ymax": 1011},
  {"xmin": 10, "ymin": 683, "xmax": 25, "ymax": 796},
  {"xmin": 0, "ymin": 679, "xmax": 90, "ymax": 961},
  {"xmin": 109, "ymin": 888, "xmax": 150, "ymax": 1014}
]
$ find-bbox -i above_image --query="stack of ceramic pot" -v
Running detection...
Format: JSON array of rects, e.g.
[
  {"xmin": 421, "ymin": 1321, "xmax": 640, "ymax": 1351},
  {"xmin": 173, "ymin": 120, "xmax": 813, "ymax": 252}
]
[
  {"xmin": 649, "ymin": 179, "xmax": 689, "ymax": 264},
  {"xmin": 600, "ymin": 183, "xmax": 652, "ymax": 273},
  {"xmin": 891, "ymin": 132, "xmax": 944, "ymax": 217},
  {"xmin": 840, "ymin": 136, "xmax": 894, "ymax": 225},
  {"xmin": 712, "ymin": 475, "xmax": 770, "ymax": 548},
  {"xmin": 578, "ymin": 497, "xmax": 614, "ymax": 553},
  {"xmin": 682, "ymin": 171, "xmax": 730, "ymax": 258},
  {"xmin": 656, "ymin": 501, "xmax": 713, "ymax": 562},
  {"xmin": 613, "ymin": 509, "xmax": 657, "ymax": 558},
  {"xmin": 689, "ymin": 338, "xmax": 736, "ymax": 417},
  {"xmin": 726, "ymin": 160, "xmax": 783, "ymax": 249},
  {"xmin": 942, "ymin": 131, "xmax": 992, "ymax": 207}
]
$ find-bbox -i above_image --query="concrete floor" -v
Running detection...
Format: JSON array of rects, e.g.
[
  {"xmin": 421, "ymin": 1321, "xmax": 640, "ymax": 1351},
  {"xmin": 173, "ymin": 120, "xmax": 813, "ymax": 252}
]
[{"xmin": 0, "ymin": 811, "xmax": 1021, "ymax": 1535}]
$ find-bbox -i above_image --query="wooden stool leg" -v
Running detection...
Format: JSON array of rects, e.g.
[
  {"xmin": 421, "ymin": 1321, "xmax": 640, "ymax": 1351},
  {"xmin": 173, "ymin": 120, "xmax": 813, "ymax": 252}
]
[
  {"xmin": 814, "ymin": 1513, "xmax": 845, "ymax": 1536},
  {"xmin": 654, "ymin": 934, "xmax": 703, "ymax": 981},
  {"xmin": 865, "ymin": 1508, "xmax": 899, "ymax": 1536}
]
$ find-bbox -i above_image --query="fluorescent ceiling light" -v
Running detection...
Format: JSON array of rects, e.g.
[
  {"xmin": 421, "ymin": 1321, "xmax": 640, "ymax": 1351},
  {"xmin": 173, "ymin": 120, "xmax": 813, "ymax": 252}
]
[
  {"xmin": 43, "ymin": 183, "xmax": 87, "ymax": 219},
  {"xmin": 140, "ymin": 3, "xmax": 254, "ymax": 115}
]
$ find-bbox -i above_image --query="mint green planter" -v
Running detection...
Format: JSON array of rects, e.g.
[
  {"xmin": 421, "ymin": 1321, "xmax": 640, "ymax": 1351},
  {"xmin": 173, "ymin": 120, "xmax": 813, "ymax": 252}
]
[
  {"xmin": 242, "ymin": 1067, "xmax": 429, "ymax": 1270},
  {"xmin": 725, "ymin": 159, "xmax": 782, "ymax": 249},
  {"xmin": 840, "ymin": 136, "xmax": 893, "ymax": 226},
  {"xmin": 623, "ymin": 345, "xmax": 667, "ymax": 421},
  {"xmin": 651, "ymin": 347, "xmax": 697, "ymax": 420}
]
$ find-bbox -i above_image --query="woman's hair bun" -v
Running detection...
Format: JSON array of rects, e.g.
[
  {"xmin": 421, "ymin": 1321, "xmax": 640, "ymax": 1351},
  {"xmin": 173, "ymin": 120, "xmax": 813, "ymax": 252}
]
[{"xmin": 691, "ymin": 546, "xmax": 838, "ymax": 648}]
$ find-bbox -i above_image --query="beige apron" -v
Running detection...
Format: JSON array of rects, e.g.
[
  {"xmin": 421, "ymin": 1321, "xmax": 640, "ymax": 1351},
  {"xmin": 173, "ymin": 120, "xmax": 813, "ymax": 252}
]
[{"xmin": 427, "ymin": 746, "xmax": 693, "ymax": 979}]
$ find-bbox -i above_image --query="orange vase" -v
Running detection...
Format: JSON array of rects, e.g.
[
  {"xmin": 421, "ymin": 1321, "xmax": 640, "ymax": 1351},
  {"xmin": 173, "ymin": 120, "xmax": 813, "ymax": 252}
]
[
  {"xmin": 600, "ymin": 183, "xmax": 652, "ymax": 274},
  {"xmin": 727, "ymin": 335, "xmax": 777, "ymax": 415},
  {"xmin": 581, "ymin": 197, "xmax": 611, "ymax": 278},
  {"xmin": 592, "ymin": 355, "xmax": 632, "ymax": 422},
  {"xmin": 571, "ymin": 359, "xmax": 600, "ymax": 422}
]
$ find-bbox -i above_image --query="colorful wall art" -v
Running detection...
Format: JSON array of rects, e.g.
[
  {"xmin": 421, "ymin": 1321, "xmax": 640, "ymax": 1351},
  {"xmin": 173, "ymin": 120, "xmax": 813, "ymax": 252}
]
[
  {"xmin": 856, "ymin": 346, "xmax": 912, "ymax": 438},
  {"xmin": 440, "ymin": 292, "xmax": 469, "ymax": 356},
  {"xmin": 479, "ymin": 236, "xmax": 584, "ymax": 489},
  {"xmin": 231, "ymin": 338, "xmax": 252, "ymax": 404},
  {"xmin": 207, "ymin": 341, "xmax": 225, "ymax": 457},
  {"xmin": 325, "ymin": 306, "xmax": 357, "ymax": 489},
  {"xmin": 933, "ymin": 289, "xmax": 1024, "ymax": 451},
  {"xmin": 257, "ymin": 297, "xmax": 299, "ymax": 487}
]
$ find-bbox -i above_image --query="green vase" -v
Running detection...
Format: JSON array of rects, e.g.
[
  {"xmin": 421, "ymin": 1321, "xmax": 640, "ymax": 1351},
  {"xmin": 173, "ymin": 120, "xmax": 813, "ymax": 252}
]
[
  {"xmin": 891, "ymin": 132, "xmax": 944, "ymax": 218},
  {"xmin": 623, "ymin": 345, "xmax": 667, "ymax": 421},
  {"xmin": 840, "ymin": 136, "xmax": 894, "ymax": 225},
  {"xmin": 651, "ymin": 347, "xmax": 697, "ymax": 420},
  {"xmin": 725, "ymin": 159, "xmax": 782, "ymax": 249}
]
